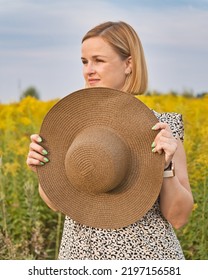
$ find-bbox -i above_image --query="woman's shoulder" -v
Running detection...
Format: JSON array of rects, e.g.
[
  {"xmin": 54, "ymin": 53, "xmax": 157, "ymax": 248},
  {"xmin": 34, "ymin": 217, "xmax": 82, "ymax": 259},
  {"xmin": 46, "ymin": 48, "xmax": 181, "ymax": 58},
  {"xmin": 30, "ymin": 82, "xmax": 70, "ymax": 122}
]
[{"xmin": 152, "ymin": 110, "xmax": 184, "ymax": 141}]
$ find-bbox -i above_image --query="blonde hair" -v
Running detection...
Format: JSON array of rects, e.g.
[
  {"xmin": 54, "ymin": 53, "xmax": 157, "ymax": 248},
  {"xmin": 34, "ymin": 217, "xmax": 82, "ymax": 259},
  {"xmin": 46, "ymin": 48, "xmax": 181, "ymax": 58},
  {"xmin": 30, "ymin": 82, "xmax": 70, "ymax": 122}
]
[{"xmin": 82, "ymin": 21, "xmax": 148, "ymax": 95}]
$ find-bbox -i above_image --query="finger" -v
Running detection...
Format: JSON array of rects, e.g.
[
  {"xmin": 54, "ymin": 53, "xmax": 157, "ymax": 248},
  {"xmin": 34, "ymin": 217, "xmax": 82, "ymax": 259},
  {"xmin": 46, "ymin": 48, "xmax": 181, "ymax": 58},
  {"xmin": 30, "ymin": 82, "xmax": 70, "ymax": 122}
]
[
  {"xmin": 28, "ymin": 150, "xmax": 49, "ymax": 163},
  {"xmin": 156, "ymin": 134, "xmax": 177, "ymax": 147},
  {"xmin": 26, "ymin": 157, "xmax": 44, "ymax": 167},
  {"xmin": 26, "ymin": 152, "xmax": 49, "ymax": 173},
  {"xmin": 152, "ymin": 139, "xmax": 177, "ymax": 168},
  {"xmin": 153, "ymin": 140, "xmax": 177, "ymax": 155},
  {"xmin": 153, "ymin": 132, "xmax": 178, "ymax": 150},
  {"xmin": 154, "ymin": 130, "xmax": 173, "ymax": 144},
  {"xmin": 152, "ymin": 122, "xmax": 172, "ymax": 133},
  {"xmin": 26, "ymin": 156, "xmax": 41, "ymax": 173},
  {"xmin": 30, "ymin": 134, "xmax": 42, "ymax": 143},
  {"xmin": 29, "ymin": 142, "xmax": 48, "ymax": 156}
]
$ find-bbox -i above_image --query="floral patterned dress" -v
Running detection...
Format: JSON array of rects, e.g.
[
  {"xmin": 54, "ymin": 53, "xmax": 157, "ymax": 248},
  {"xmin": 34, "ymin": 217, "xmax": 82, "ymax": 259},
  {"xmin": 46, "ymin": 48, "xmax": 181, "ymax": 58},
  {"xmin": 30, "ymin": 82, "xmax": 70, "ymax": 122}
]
[{"xmin": 58, "ymin": 111, "xmax": 185, "ymax": 260}]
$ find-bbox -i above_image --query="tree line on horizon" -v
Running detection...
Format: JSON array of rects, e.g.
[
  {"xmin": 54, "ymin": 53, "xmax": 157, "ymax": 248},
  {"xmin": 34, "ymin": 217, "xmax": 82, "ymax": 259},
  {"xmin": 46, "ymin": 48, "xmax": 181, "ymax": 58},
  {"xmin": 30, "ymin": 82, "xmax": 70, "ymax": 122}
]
[{"xmin": 0, "ymin": 85, "xmax": 199, "ymax": 103}]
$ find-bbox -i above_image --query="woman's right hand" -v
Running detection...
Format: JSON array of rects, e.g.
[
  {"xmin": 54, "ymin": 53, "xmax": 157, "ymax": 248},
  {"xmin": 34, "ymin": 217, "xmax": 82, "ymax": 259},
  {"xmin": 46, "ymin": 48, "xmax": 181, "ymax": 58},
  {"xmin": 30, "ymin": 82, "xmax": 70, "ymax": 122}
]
[{"xmin": 26, "ymin": 134, "xmax": 49, "ymax": 173}]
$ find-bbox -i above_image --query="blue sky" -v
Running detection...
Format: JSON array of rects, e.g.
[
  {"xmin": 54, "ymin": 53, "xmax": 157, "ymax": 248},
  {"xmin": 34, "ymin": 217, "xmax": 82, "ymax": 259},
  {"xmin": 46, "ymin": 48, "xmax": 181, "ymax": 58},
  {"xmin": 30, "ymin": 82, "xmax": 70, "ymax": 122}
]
[{"xmin": 0, "ymin": 0, "xmax": 208, "ymax": 103}]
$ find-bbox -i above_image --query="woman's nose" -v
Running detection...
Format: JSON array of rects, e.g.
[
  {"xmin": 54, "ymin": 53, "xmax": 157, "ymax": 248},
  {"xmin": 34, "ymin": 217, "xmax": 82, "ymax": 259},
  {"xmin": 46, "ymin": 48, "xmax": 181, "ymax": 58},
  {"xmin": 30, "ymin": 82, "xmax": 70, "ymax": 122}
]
[{"xmin": 85, "ymin": 62, "xmax": 95, "ymax": 75}]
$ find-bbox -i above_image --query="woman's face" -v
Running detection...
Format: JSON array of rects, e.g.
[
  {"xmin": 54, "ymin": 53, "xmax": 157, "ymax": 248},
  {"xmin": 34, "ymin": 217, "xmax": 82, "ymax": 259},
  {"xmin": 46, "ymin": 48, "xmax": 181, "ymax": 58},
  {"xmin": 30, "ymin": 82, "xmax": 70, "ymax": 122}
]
[{"xmin": 81, "ymin": 37, "xmax": 131, "ymax": 90}]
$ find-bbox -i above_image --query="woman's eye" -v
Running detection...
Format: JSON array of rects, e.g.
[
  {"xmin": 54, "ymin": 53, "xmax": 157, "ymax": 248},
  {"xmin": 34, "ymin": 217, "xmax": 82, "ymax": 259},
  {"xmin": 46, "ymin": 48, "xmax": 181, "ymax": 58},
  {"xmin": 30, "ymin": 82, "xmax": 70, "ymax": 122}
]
[
  {"xmin": 95, "ymin": 59, "xmax": 104, "ymax": 63},
  {"xmin": 81, "ymin": 60, "xmax": 88, "ymax": 65}
]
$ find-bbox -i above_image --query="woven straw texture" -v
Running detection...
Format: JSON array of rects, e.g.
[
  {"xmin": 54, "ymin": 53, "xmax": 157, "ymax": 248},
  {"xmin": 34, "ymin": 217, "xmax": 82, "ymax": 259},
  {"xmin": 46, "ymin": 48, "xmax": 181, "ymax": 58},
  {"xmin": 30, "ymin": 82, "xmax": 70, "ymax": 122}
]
[{"xmin": 37, "ymin": 87, "xmax": 164, "ymax": 229}]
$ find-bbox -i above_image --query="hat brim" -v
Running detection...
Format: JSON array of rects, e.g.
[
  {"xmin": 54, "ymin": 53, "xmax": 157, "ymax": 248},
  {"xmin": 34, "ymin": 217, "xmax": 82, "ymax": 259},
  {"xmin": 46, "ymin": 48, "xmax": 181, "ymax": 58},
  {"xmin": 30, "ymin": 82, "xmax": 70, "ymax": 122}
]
[{"xmin": 37, "ymin": 87, "xmax": 164, "ymax": 229}]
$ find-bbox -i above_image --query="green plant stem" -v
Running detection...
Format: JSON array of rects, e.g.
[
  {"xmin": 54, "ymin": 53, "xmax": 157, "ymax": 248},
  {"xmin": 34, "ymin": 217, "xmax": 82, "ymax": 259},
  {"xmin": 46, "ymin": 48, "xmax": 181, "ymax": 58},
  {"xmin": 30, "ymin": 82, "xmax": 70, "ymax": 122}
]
[{"xmin": 55, "ymin": 212, "xmax": 62, "ymax": 259}]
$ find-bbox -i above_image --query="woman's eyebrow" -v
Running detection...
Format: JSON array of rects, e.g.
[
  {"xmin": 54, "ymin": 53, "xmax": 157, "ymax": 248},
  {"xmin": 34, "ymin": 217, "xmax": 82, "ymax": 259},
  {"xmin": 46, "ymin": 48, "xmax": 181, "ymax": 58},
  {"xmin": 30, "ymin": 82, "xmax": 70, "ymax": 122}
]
[{"xmin": 81, "ymin": 55, "xmax": 107, "ymax": 60}]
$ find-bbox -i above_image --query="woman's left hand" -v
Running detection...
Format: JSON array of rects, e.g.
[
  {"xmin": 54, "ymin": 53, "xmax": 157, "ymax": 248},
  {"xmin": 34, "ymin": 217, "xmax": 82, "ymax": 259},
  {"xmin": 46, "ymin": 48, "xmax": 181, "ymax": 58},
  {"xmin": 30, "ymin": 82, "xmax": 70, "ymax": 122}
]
[{"xmin": 152, "ymin": 122, "xmax": 178, "ymax": 169}]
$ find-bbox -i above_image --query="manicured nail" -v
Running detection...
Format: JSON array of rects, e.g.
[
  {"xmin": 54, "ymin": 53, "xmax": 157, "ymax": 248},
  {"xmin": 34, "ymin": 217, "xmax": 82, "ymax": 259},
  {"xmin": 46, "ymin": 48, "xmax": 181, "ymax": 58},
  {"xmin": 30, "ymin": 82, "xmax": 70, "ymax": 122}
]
[
  {"xmin": 152, "ymin": 148, "xmax": 156, "ymax": 153},
  {"xmin": 39, "ymin": 162, "xmax": 45, "ymax": 165},
  {"xmin": 151, "ymin": 142, "xmax": 155, "ymax": 148},
  {"xmin": 43, "ymin": 157, "xmax": 49, "ymax": 163},
  {"xmin": 42, "ymin": 149, "xmax": 48, "ymax": 155},
  {"xmin": 152, "ymin": 125, "xmax": 157, "ymax": 130},
  {"xmin": 37, "ymin": 137, "xmax": 42, "ymax": 143}
]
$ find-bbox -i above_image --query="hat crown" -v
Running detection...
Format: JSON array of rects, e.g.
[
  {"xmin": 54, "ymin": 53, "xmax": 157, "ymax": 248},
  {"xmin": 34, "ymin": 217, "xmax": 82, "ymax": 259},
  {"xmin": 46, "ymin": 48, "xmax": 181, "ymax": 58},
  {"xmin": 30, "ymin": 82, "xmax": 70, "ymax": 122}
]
[{"xmin": 65, "ymin": 126, "xmax": 130, "ymax": 195}]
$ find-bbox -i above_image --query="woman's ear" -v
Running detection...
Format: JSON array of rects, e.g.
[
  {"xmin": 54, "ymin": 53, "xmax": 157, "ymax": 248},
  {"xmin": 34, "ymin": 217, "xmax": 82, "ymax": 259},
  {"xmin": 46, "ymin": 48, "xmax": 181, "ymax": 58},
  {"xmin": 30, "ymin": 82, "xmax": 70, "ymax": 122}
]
[{"xmin": 125, "ymin": 56, "xmax": 132, "ymax": 75}]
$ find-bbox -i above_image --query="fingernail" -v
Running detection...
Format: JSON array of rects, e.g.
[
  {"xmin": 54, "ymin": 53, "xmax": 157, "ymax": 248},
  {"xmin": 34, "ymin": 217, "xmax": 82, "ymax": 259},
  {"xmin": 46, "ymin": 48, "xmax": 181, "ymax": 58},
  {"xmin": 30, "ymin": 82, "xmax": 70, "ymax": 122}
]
[
  {"xmin": 43, "ymin": 157, "xmax": 49, "ymax": 163},
  {"xmin": 151, "ymin": 142, "xmax": 155, "ymax": 148},
  {"xmin": 39, "ymin": 162, "xmax": 45, "ymax": 165},
  {"xmin": 37, "ymin": 137, "xmax": 42, "ymax": 143},
  {"xmin": 42, "ymin": 149, "xmax": 48, "ymax": 155},
  {"xmin": 152, "ymin": 125, "xmax": 156, "ymax": 130},
  {"xmin": 152, "ymin": 148, "xmax": 156, "ymax": 153}
]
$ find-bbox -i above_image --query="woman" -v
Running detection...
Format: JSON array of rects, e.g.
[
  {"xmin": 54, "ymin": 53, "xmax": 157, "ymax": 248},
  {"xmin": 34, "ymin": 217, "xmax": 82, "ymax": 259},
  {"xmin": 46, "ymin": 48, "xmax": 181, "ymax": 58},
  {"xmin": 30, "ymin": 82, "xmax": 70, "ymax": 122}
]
[{"xmin": 26, "ymin": 21, "xmax": 194, "ymax": 259}]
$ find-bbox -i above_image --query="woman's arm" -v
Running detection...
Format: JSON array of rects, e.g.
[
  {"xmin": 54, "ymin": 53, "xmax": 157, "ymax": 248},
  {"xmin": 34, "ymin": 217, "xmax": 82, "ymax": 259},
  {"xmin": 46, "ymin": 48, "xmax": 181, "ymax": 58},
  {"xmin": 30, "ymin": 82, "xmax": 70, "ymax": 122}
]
[
  {"xmin": 152, "ymin": 123, "xmax": 194, "ymax": 229},
  {"xmin": 159, "ymin": 139, "xmax": 194, "ymax": 229}
]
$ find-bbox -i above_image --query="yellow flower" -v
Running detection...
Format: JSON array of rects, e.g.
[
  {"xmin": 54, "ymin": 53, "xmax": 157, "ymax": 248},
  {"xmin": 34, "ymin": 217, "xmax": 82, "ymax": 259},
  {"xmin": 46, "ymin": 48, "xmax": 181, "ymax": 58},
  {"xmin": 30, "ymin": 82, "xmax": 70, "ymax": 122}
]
[{"xmin": 192, "ymin": 203, "xmax": 198, "ymax": 211}]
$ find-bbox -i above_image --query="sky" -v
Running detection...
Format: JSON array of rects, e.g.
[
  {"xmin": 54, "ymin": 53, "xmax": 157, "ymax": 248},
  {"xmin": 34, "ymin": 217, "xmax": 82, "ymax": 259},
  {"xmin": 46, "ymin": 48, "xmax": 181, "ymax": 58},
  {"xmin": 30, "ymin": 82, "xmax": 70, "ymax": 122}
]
[{"xmin": 0, "ymin": 0, "xmax": 208, "ymax": 103}]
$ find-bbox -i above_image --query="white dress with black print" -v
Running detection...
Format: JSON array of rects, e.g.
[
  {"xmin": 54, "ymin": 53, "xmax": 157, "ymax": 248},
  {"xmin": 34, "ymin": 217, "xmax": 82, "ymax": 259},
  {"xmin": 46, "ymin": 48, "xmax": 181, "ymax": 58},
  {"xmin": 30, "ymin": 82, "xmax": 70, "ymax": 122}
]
[{"xmin": 58, "ymin": 111, "xmax": 185, "ymax": 260}]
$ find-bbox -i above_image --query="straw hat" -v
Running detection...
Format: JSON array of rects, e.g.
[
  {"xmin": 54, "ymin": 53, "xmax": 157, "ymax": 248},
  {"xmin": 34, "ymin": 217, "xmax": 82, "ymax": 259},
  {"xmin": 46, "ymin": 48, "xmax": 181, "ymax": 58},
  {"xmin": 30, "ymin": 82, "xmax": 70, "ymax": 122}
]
[{"xmin": 37, "ymin": 87, "xmax": 164, "ymax": 229}]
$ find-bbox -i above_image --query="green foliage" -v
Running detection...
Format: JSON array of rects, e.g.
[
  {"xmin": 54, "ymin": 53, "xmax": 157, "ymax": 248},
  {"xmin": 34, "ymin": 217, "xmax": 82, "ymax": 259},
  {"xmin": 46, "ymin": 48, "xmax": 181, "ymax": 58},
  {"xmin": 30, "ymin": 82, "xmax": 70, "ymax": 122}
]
[
  {"xmin": 139, "ymin": 94, "xmax": 208, "ymax": 260},
  {"xmin": 0, "ymin": 97, "xmax": 63, "ymax": 259},
  {"xmin": 20, "ymin": 87, "xmax": 40, "ymax": 100},
  {"xmin": 0, "ymin": 94, "xmax": 207, "ymax": 259}
]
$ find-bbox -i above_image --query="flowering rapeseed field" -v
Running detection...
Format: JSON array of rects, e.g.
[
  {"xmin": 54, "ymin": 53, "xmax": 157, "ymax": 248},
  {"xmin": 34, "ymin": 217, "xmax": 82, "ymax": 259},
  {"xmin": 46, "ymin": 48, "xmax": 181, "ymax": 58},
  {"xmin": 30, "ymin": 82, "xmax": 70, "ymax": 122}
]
[{"xmin": 0, "ymin": 94, "xmax": 207, "ymax": 259}]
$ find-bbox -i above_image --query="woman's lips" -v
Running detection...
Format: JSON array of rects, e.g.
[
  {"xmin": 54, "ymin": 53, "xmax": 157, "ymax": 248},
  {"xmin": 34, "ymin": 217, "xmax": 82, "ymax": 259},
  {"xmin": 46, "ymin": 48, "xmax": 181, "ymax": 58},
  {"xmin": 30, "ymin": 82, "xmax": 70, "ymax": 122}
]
[{"xmin": 88, "ymin": 79, "xmax": 100, "ymax": 85}]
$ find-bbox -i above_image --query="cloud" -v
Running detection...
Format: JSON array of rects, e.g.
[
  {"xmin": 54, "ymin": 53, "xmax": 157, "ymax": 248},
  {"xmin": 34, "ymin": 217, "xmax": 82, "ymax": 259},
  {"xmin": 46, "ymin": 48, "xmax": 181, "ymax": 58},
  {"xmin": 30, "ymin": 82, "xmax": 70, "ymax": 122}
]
[
  {"xmin": 0, "ymin": 0, "xmax": 207, "ymax": 103},
  {"xmin": 1, "ymin": 1, "xmax": 207, "ymax": 52}
]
